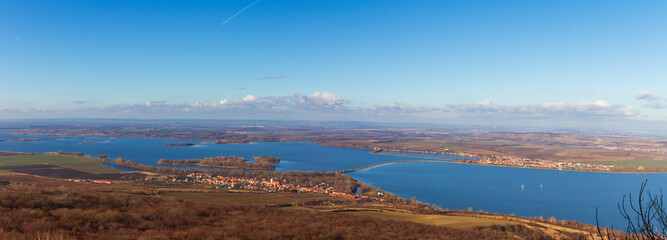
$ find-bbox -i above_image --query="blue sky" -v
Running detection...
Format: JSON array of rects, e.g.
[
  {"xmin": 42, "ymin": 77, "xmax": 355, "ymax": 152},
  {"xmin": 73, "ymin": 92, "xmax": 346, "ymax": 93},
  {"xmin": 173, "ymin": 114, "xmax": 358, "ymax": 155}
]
[{"xmin": 1, "ymin": 1, "xmax": 666, "ymax": 130}]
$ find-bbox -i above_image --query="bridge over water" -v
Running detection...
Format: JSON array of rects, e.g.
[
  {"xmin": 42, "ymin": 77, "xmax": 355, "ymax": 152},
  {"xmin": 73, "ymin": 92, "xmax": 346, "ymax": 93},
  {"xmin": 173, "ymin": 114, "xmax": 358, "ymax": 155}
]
[{"xmin": 335, "ymin": 159, "xmax": 452, "ymax": 173}]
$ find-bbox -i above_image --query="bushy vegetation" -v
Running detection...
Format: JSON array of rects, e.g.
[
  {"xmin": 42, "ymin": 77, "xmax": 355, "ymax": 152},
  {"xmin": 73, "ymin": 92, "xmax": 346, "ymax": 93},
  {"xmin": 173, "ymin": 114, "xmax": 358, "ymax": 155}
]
[
  {"xmin": 1, "ymin": 184, "xmax": 530, "ymax": 240},
  {"xmin": 254, "ymin": 156, "xmax": 281, "ymax": 163},
  {"xmin": 157, "ymin": 156, "xmax": 279, "ymax": 170}
]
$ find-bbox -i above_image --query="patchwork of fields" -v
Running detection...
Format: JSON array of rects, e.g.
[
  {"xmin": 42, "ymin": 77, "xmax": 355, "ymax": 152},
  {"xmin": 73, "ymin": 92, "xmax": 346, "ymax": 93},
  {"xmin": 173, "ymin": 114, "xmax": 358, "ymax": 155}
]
[{"xmin": 0, "ymin": 154, "xmax": 145, "ymax": 180}]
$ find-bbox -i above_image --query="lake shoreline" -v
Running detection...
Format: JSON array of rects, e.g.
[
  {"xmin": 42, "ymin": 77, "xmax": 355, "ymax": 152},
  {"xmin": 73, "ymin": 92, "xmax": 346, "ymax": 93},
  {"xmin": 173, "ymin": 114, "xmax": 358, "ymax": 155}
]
[
  {"xmin": 316, "ymin": 142, "xmax": 667, "ymax": 174},
  {"xmin": 1, "ymin": 134, "xmax": 664, "ymax": 227},
  {"xmin": 1, "ymin": 132, "xmax": 664, "ymax": 174}
]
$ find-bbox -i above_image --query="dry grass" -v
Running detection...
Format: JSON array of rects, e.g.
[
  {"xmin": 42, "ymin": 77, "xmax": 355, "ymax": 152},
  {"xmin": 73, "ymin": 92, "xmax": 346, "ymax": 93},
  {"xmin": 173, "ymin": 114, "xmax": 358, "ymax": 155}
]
[
  {"xmin": 161, "ymin": 191, "xmax": 344, "ymax": 205},
  {"xmin": 589, "ymin": 159, "xmax": 667, "ymax": 171}
]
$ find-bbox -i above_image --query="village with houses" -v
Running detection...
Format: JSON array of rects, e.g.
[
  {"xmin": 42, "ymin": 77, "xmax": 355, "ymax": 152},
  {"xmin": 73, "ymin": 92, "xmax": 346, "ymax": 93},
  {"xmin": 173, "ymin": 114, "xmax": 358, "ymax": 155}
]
[
  {"xmin": 70, "ymin": 172, "xmax": 385, "ymax": 202},
  {"xmin": 597, "ymin": 144, "xmax": 667, "ymax": 154},
  {"xmin": 148, "ymin": 173, "xmax": 386, "ymax": 201},
  {"xmin": 462, "ymin": 155, "xmax": 614, "ymax": 172},
  {"xmin": 371, "ymin": 147, "xmax": 615, "ymax": 172}
]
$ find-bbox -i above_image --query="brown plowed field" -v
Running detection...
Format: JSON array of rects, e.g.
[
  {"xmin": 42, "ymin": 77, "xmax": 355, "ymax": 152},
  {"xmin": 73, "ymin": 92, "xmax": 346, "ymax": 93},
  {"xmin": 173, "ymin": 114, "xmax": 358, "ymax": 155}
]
[
  {"xmin": 0, "ymin": 164, "xmax": 144, "ymax": 180},
  {"xmin": 0, "ymin": 151, "xmax": 21, "ymax": 156}
]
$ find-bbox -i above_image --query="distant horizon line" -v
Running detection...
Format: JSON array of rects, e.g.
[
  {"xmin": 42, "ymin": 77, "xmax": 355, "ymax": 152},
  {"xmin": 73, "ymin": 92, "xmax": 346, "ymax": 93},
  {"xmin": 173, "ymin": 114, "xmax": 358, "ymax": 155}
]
[{"xmin": 0, "ymin": 117, "xmax": 664, "ymax": 137}]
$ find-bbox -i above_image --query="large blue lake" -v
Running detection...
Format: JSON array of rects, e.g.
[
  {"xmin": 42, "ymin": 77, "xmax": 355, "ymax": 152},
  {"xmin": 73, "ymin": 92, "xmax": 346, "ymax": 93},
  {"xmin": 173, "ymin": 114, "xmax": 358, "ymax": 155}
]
[{"xmin": 1, "ymin": 134, "xmax": 664, "ymax": 228}]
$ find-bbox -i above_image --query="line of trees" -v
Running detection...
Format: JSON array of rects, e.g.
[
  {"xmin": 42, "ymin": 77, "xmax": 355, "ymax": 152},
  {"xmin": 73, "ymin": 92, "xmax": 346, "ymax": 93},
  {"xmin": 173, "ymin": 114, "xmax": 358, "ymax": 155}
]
[
  {"xmin": 253, "ymin": 156, "xmax": 280, "ymax": 163},
  {"xmin": 157, "ymin": 156, "xmax": 279, "ymax": 170},
  {"xmin": 53, "ymin": 151, "xmax": 85, "ymax": 157}
]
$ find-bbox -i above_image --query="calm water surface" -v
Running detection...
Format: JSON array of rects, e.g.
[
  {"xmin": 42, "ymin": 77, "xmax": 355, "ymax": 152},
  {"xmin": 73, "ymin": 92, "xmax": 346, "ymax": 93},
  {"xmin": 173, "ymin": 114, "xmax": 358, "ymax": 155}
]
[
  {"xmin": 0, "ymin": 134, "xmax": 663, "ymax": 228},
  {"xmin": 348, "ymin": 162, "xmax": 667, "ymax": 228},
  {"xmin": 0, "ymin": 135, "xmax": 436, "ymax": 171}
]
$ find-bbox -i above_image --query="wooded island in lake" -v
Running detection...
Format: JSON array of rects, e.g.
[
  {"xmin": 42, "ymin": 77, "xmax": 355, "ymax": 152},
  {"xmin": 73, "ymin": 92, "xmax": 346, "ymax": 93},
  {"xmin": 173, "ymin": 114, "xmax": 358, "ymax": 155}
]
[{"xmin": 158, "ymin": 156, "xmax": 280, "ymax": 170}]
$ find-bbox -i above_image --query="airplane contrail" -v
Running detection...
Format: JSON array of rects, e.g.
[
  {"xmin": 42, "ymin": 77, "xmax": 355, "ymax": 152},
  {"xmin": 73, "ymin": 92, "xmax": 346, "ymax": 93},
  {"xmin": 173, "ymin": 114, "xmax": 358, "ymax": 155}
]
[{"xmin": 221, "ymin": 0, "xmax": 262, "ymax": 27}]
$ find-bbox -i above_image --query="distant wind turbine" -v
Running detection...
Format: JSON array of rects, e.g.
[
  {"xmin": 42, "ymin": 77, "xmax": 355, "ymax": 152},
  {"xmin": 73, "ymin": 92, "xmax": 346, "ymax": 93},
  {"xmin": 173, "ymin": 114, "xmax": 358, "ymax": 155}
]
[{"xmin": 221, "ymin": 0, "xmax": 262, "ymax": 27}]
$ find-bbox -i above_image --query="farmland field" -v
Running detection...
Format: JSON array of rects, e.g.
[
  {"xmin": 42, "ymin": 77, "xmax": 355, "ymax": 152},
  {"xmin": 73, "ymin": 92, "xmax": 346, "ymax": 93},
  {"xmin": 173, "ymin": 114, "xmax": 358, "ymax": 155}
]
[
  {"xmin": 0, "ymin": 154, "xmax": 120, "ymax": 174},
  {"xmin": 588, "ymin": 159, "xmax": 667, "ymax": 171},
  {"xmin": 341, "ymin": 209, "xmax": 512, "ymax": 229}
]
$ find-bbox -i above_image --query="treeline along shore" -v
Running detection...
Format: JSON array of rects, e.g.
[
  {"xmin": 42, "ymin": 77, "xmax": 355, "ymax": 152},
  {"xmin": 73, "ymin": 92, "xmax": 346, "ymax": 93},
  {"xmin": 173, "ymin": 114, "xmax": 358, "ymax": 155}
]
[{"xmin": 157, "ymin": 156, "xmax": 280, "ymax": 170}]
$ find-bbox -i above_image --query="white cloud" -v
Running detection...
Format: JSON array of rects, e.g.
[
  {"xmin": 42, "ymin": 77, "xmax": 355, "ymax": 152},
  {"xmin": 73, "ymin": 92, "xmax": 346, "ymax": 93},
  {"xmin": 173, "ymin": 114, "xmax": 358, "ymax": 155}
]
[
  {"xmin": 144, "ymin": 101, "xmax": 167, "ymax": 107},
  {"xmin": 636, "ymin": 91, "xmax": 660, "ymax": 101},
  {"xmin": 309, "ymin": 92, "xmax": 341, "ymax": 106},
  {"xmin": 477, "ymin": 100, "xmax": 493, "ymax": 106},
  {"xmin": 241, "ymin": 95, "xmax": 258, "ymax": 102},
  {"xmin": 634, "ymin": 91, "xmax": 667, "ymax": 109},
  {"xmin": 0, "ymin": 95, "xmax": 657, "ymax": 131},
  {"xmin": 593, "ymin": 100, "xmax": 610, "ymax": 107},
  {"xmin": 191, "ymin": 101, "xmax": 204, "ymax": 108},
  {"xmin": 643, "ymin": 102, "xmax": 667, "ymax": 109},
  {"xmin": 370, "ymin": 103, "xmax": 441, "ymax": 114},
  {"xmin": 293, "ymin": 91, "xmax": 347, "ymax": 109},
  {"xmin": 1, "ymin": 96, "xmax": 639, "ymax": 120},
  {"xmin": 453, "ymin": 100, "xmax": 638, "ymax": 118},
  {"xmin": 89, "ymin": 92, "xmax": 350, "ymax": 116}
]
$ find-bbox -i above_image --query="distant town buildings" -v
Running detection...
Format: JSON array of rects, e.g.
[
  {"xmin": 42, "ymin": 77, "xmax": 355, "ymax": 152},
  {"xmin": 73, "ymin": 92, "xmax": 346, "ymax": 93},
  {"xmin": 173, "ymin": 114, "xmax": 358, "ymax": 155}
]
[
  {"xmin": 145, "ymin": 173, "xmax": 385, "ymax": 202},
  {"xmin": 372, "ymin": 148, "xmax": 615, "ymax": 172}
]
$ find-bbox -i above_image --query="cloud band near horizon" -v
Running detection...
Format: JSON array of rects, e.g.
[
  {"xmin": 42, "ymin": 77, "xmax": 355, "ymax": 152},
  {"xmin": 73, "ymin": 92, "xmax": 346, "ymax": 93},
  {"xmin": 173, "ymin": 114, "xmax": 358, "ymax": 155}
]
[{"xmin": 1, "ymin": 91, "xmax": 654, "ymax": 128}]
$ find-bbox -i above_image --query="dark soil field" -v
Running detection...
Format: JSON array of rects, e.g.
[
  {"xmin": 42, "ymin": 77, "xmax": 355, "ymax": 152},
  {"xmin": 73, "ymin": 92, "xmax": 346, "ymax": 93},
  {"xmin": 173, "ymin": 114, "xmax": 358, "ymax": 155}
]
[
  {"xmin": 0, "ymin": 164, "xmax": 144, "ymax": 180},
  {"xmin": 0, "ymin": 154, "xmax": 124, "ymax": 174},
  {"xmin": 0, "ymin": 151, "xmax": 20, "ymax": 156}
]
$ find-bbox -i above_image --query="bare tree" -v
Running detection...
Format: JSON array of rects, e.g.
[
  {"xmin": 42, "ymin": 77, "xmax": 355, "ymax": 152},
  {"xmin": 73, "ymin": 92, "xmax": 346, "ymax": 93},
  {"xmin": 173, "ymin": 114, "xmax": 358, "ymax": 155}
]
[{"xmin": 596, "ymin": 180, "xmax": 667, "ymax": 240}]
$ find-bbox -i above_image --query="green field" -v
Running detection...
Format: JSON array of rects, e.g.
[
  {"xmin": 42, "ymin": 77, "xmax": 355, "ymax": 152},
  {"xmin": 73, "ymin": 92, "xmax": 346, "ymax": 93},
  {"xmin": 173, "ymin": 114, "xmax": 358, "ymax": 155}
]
[
  {"xmin": 588, "ymin": 159, "xmax": 667, "ymax": 171},
  {"xmin": 0, "ymin": 169, "xmax": 12, "ymax": 173},
  {"xmin": 0, "ymin": 154, "xmax": 121, "ymax": 174},
  {"xmin": 342, "ymin": 209, "xmax": 512, "ymax": 229}
]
